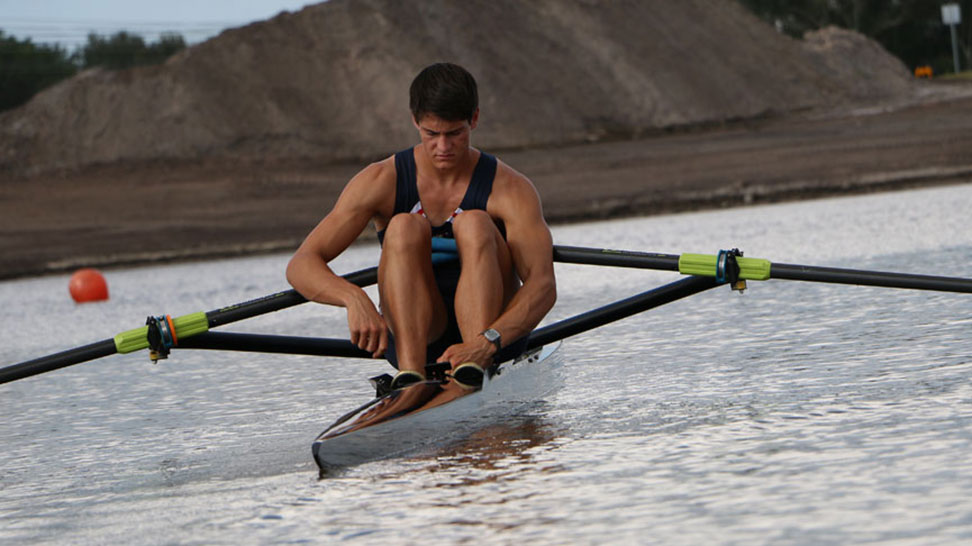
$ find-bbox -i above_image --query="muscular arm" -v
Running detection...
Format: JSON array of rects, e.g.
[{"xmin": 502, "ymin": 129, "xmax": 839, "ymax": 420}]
[
  {"xmin": 486, "ymin": 163, "xmax": 557, "ymax": 345},
  {"xmin": 286, "ymin": 159, "xmax": 395, "ymax": 356}
]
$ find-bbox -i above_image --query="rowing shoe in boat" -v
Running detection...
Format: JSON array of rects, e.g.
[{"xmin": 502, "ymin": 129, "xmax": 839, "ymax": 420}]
[{"xmin": 312, "ymin": 342, "xmax": 563, "ymax": 472}]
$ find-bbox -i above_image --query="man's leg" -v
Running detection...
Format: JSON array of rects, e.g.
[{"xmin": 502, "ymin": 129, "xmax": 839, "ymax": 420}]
[
  {"xmin": 378, "ymin": 214, "xmax": 448, "ymax": 375},
  {"xmin": 451, "ymin": 210, "xmax": 517, "ymax": 342}
]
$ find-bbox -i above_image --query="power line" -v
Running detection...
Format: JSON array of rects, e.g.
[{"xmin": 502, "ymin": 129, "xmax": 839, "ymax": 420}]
[{"xmin": 1, "ymin": 17, "xmax": 245, "ymax": 50}]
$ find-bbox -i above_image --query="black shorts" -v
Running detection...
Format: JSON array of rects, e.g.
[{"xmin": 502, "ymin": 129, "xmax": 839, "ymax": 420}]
[{"xmin": 384, "ymin": 262, "xmax": 529, "ymax": 369}]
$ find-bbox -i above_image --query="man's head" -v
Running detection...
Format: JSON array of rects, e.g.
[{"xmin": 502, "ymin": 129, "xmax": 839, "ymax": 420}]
[{"xmin": 409, "ymin": 63, "xmax": 479, "ymax": 123}]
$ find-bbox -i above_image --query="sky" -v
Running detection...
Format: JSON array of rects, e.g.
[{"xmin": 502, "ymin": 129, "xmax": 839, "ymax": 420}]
[{"xmin": 0, "ymin": 0, "xmax": 319, "ymax": 49}]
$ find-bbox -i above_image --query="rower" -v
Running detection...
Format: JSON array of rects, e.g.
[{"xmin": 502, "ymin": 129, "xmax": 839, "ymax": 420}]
[{"xmin": 286, "ymin": 63, "xmax": 557, "ymax": 390}]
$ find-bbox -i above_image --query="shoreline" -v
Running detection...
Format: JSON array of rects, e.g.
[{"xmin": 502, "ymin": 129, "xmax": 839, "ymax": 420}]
[
  {"xmin": 11, "ymin": 173, "xmax": 972, "ymax": 282},
  {"xmin": 3, "ymin": 92, "xmax": 972, "ymax": 280}
]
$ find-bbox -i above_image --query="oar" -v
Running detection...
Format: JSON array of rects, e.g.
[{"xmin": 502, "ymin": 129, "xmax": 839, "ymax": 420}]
[
  {"xmin": 553, "ymin": 245, "xmax": 680, "ymax": 271},
  {"xmin": 173, "ymin": 277, "xmax": 721, "ymax": 361},
  {"xmin": 0, "ymin": 267, "xmax": 377, "ymax": 384},
  {"xmin": 552, "ymin": 245, "xmax": 972, "ymax": 293},
  {"xmin": 136, "ymin": 246, "xmax": 972, "ymax": 361},
  {"xmin": 446, "ymin": 240, "xmax": 972, "ymax": 293},
  {"xmin": 7, "ymin": 242, "xmax": 968, "ymax": 385},
  {"xmin": 527, "ymin": 274, "xmax": 719, "ymax": 349},
  {"xmin": 177, "ymin": 332, "xmax": 370, "ymax": 359}
]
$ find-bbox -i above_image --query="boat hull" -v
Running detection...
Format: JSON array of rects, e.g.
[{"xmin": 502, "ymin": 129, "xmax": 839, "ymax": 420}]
[{"xmin": 312, "ymin": 342, "xmax": 563, "ymax": 471}]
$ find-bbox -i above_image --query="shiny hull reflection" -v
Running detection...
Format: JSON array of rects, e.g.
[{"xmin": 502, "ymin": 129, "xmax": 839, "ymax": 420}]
[{"xmin": 312, "ymin": 343, "xmax": 562, "ymax": 471}]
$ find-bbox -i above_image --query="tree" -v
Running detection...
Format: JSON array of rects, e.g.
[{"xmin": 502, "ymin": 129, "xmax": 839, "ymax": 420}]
[
  {"xmin": 0, "ymin": 31, "xmax": 77, "ymax": 111},
  {"xmin": 737, "ymin": 0, "xmax": 971, "ymax": 74},
  {"xmin": 1, "ymin": 30, "xmax": 188, "ymax": 112},
  {"xmin": 77, "ymin": 31, "xmax": 186, "ymax": 70}
]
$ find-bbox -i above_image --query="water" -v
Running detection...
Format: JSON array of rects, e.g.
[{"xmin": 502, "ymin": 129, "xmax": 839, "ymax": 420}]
[{"xmin": 2, "ymin": 183, "xmax": 972, "ymax": 544}]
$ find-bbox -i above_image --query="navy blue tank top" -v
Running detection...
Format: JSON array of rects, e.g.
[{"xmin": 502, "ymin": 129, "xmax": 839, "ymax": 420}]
[{"xmin": 377, "ymin": 148, "xmax": 498, "ymax": 243}]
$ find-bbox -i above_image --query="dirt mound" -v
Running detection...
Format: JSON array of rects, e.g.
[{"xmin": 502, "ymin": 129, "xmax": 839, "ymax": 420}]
[
  {"xmin": 801, "ymin": 26, "xmax": 914, "ymax": 100},
  {"xmin": 0, "ymin": 0, "xmax": 916, "ymax": 176}
]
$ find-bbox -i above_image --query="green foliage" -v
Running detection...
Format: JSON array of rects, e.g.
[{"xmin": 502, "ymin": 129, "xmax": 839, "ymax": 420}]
[
  {"xmin": 78, "ymin": 31, "xmax": 186, "ymax": 70},
  {"xmin": 0, "ymin": 30, "xmax": 78, "ymax": 111},
  {"xmin": 0, "ymin": 30, "xmax": 187, "ymax": 112},
  {"xmin": 738, "ymin": 0, "xmax": 972, "ymax": 74}
]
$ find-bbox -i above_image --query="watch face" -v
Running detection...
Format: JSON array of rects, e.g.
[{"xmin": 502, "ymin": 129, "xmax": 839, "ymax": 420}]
[{"xmin": 483, "ymin": 329, "xmax": 500, "ymax": 343}]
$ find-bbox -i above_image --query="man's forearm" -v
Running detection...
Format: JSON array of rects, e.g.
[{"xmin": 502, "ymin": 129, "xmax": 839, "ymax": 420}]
[
  {"xmin": 286, "ymin": 252, "xmax": 366, "ymax": 308},
  {"xmin": 489, "ymin": 275, "xmax": 556, "ymax": 346}
]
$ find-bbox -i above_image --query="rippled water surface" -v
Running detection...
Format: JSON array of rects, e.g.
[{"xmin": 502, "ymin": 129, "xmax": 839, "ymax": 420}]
[{"xmin": 2, "ymin": 184, "xmax": 972, "ymax": 544}]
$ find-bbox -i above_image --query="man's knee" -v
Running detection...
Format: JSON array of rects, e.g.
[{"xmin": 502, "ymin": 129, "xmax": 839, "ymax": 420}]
[
  {"xmin": 383, "ymin": 213, "xmax": 431, "ymax": 251},
  {"xmin": 452, "ymin": 210, "xmax": 499, "ymax": 250}
]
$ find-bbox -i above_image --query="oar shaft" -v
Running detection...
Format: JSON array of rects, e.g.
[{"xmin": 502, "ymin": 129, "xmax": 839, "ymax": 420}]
[
  {"xmin": 178, "ymin": 277, "xmax": 722, "ymax": 361},
  {"xmin": 527, "ymin": 275, "xmax": 719, "ymax": 349},
  {"xmin": 554, "ymin": 245, "xmax": 681, "ymax": 270},
  {"xmin": 0, "ymin": 267, "xmax": 379, "ymax": 385},
  {"xmin": 0, "ymin": 339, "xmax": 117, "ymax": 384},
  {"xmin": 205, "ymin": 290, "xmax": 306, "ymax": 329},
  {"xmin": 771, "ymin": 263, "xmax": 972, "ymax": 293},
  {"xmin": 177, "ymin": 332, "xmax": 370, "ymax": 359},
  {"xmin": 555, "ymin": 245, "xmax": 972, "ymax": 294},
  {"xmin": 182, "ymin": 277, "xmax": 721, "ymax": 361},
  {"xmin": 206, "ymin": 267, "xmax": 377, "ymax": 328}
]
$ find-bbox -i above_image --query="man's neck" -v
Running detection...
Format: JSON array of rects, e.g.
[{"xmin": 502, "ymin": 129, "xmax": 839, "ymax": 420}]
[{"xmin": 416, "ymin": 146, "xmax": 477, "ymax": 186}]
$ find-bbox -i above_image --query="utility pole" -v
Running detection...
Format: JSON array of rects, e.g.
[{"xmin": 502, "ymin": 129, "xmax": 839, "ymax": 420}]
[{"xmin": 942, "ymin": 3, "xmax": 963, "ymax": 73}]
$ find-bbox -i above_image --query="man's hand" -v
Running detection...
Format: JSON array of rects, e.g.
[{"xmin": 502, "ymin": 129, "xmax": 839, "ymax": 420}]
[
  {"xmin": 345, "ymin": 292, "xmax": 387, "ymax": 358},
  {"xmin": 438, "ymin": 334, "xmax": 497, "ymax": 369}
]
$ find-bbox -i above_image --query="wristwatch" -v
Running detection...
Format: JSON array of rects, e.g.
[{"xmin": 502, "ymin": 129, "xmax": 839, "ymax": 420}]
[{"xmin": 481, "ymin": 328, "xmax": 502, "ymax": 351}]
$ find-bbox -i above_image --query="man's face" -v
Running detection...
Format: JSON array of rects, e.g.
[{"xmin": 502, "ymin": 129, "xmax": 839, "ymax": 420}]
[{"xmin": 413, "ymin": 110, "xmax": 479, "ymax": 170}]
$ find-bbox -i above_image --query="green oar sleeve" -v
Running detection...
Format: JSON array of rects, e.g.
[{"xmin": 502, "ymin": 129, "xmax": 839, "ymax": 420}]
[
  {"xmin": 113, "ymin": 312, "xmax": 209, "ymax": 354},
  {"xmin": 678, "ymin": 253, "xmax": 772, "ymax": 281}
]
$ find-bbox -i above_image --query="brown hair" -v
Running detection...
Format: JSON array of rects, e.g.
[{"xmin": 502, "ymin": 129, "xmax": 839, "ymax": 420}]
[{"xmin": 409, "ymin": 63, "xmax": 478, "ymax": 122}]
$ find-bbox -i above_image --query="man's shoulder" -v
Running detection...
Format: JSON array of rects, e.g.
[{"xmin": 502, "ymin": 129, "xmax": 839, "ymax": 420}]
[
  {"xmin": 486, "ymin": 156, "xmax": 544, "ymax": 223},
  {"xmin": 491, "ymin": 157, "xmax": 535, "ymax": 191},
  {"xmin": 355, "ymin": 155, "xmax": 398, "ymax": 184},
  {"xmin": 345, "ymin": 155, "xmax": 398, "ymax": 197},
  {"xmin": 490, "ymin": 157, "xmax": 540, "ymax": 203},
  {"xmin": 339, "ymin": 155, "xmax": 398, "ymax": 217}
]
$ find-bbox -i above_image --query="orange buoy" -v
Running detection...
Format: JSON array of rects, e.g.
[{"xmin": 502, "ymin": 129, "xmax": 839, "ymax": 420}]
[{"xmin": 68, "ymin": 268, "xmax": 109, "ymax": 303}]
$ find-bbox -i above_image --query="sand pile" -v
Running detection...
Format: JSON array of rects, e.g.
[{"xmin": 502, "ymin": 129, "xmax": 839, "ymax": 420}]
[{"xmin": 0, "ymin": 0, "xmax": 915, "ymax": 177}]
